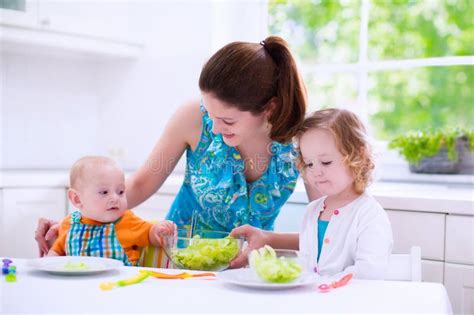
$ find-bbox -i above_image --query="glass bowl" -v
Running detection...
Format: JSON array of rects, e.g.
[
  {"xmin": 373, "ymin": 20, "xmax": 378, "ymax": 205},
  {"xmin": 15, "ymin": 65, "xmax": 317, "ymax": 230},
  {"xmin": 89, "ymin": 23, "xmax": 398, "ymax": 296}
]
[
  {"xmin": 163, "ymin": 228, "xmax": 243, "ymax": 271},
  {"xmin": 249, "ymin": 246, "xmax": 303, "ymax": 283}
]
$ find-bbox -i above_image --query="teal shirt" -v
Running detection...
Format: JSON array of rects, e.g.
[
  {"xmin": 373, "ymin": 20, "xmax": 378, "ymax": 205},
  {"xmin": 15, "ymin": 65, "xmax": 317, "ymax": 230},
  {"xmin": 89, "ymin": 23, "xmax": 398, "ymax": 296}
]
[
  {"xmin": 166, "ymin": 101, "xmax": 299, "ymax": 232},
  {"xmin": 317, "ymin": 219, "xmax": 329, "ymax": 262}
]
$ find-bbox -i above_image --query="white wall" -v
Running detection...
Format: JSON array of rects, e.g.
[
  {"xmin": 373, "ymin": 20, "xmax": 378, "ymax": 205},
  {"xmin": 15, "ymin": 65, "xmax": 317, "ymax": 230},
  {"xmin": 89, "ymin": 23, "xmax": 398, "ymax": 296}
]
[
  {"xmin": 2, "ymin": 53, "xmax": 102, "ymax": 169},
  {"xmin": 93, "ymin": 0, "xmax": 215, "ymax": 170},
  {"xmin": 0, "ymin": 0, "xmax": 268, "ymax": 171},
  {"xmin": 211, "ymin": 0, "xmax": 268, "ymax": 51}
]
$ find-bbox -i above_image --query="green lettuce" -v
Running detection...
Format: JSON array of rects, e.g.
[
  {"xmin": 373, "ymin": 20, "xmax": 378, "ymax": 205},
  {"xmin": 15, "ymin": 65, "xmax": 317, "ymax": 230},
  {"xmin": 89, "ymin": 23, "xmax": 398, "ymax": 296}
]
[
  {"xmin": 171, "ymin": 236, "xmax": 240, "ymax": 271},
  {"xmin": 249, "ymin": 245, "xmax": 302, "ymax": 283},
  {"xmin": 62, "ymin": 262, "xmax": 90, "ymax": 271}
]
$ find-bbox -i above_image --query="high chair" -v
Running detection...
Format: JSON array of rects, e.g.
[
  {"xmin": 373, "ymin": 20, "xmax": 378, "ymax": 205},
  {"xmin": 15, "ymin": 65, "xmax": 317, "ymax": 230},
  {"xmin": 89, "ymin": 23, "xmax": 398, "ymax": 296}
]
[
  {"xmin": 385, "ymin": 246, "xmax": 422, "ymax": 282},
  {"xmin": 138, "ymin": 219, "xmax": 175, "ymax": 268},
  {"xmin": 139, "ymin": 245, "xmax": 172, "ymax": 268}
]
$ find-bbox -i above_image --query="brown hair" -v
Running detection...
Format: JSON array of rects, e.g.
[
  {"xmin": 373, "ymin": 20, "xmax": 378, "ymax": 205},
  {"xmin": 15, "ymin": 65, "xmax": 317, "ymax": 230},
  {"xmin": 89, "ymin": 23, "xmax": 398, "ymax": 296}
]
[
  {"xmin": 199, "ymin": 36, "xmax": 307, "ymax": 143},
  {"xmin": 70, "ymin": 156, "xmax": 120, "ymax": 190},
  {"xmin": 295, "ymin": 109, "xmax": 375, "ymax": 193}
]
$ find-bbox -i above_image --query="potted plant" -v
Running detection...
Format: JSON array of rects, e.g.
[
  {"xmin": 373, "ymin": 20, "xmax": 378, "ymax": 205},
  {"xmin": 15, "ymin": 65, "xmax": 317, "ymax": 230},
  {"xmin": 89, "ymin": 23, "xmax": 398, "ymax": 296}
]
[{"xmin": 388, "ymin": 128, "xmax": 474, "ymax": 174}]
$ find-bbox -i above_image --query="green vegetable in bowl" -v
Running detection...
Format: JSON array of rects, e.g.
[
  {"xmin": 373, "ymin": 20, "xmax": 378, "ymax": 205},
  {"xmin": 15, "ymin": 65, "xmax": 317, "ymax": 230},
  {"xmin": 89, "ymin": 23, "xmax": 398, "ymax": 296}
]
[
  {"xmin": 171, "ymin": 236, "xmax": 240, "ymax": 271},
  {"xmin": 249, "ymin": 245, "xmax": 302, "ymax": 283}
]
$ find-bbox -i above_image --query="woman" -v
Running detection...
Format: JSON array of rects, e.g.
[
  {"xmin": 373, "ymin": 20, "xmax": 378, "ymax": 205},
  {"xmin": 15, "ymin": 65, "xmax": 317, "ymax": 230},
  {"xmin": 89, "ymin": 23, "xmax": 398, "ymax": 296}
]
[{"xmin": 35, "ymin": 36, "xmax": 311, "ymax": 266}]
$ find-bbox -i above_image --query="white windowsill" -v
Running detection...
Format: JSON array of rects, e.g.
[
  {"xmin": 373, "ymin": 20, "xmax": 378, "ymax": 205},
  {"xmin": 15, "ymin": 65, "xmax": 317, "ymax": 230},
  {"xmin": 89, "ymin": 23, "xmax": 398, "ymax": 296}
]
[
  {"xmin": 378, "ymin": 164, "xmax": 474, "ymax": 186},
  {"xmin": 373, "ymin": 141, "xmax": 474, "ymax": 186}
]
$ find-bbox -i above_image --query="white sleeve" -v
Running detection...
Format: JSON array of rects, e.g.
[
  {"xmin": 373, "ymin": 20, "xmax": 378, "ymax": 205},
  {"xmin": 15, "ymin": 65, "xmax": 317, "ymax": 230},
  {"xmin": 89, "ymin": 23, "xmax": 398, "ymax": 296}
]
[
  {"xmin": 299, "ymin": 198, "xmax": 323, "ymax": 272},
  {"xmin": 351, "ymin": 208, "xmax": 393, "ymax": 280}
]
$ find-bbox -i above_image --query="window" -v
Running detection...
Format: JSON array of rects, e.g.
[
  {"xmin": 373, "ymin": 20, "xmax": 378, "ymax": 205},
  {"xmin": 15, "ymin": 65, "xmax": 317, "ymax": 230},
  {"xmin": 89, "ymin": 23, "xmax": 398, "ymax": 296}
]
[
  {"xmin": 268, "ymin": 0, "xmax": 473, "ymax": 141},
  {"xmin": 0, "ymin": 0, "xmax": 26, "ymax": 11}
]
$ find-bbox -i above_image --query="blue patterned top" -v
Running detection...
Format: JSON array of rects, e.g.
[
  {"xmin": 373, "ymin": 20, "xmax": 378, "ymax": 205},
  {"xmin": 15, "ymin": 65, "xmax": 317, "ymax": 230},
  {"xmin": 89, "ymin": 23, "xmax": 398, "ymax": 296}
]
[{"xmin": 166, "ymin": 102, "xmax": 299, "ymax": 232}]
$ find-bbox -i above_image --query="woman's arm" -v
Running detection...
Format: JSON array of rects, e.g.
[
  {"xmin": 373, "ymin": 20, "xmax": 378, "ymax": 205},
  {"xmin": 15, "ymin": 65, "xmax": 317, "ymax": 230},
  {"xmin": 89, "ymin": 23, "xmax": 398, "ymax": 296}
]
[
  {"xmin": 229, "ymin": 225, "xmax": 299, "ymax": 268},
  {"xmin": 126, "ymin": 100, "xmax": 202, "ymax": 208}
]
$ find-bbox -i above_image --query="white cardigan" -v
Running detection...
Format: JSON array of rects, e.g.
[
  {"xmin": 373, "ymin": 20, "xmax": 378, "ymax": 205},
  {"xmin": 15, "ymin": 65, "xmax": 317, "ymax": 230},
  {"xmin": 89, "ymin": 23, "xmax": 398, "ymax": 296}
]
[{"xmin": 299, "ymin": 193, "xmax": 393, "ymax": 280}]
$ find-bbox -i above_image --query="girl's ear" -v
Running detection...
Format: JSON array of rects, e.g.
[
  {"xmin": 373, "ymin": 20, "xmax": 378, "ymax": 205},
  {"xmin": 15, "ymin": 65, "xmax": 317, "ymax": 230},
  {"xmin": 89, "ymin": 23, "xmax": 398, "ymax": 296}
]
[{"xmin": 68, "ymin": 188, "xmax": 83, "ymax": 210}]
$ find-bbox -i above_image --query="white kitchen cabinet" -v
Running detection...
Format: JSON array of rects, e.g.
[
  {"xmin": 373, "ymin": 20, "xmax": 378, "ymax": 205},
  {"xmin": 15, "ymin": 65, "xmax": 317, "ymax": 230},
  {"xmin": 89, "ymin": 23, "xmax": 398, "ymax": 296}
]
[
  {"xmin": 462, "ymin": 276, "xmax": 474, "ymax": 315},
  {"xmin": 37, "ymin": 0, "xmax": 136, "ymax": 43},
  {"xmin": 1, "ymin": 0, "xmax": 143, "ymax": 58},
  {"xmin": 0, "ymin": 188, "xmax": 66, "ymax": 258},
  {"xmin": 0, "ymin": 0, "xmax": 38, "ymax": 28},
  {"xmin": 386, "ymin": 209, "xmax": 445, "ymax": 261},
  {"xmin": 446, "ymin": 214, "xmax": 474, "ymax": 265},
  {"xmin": 444, "ymin": 263, "xmax": 474, "ymax": 315},
  {"xmin": 131, "ymin": 193, "xmax": 175, "ymax": 222},
  {"xmin": 1, "ymin": 0, "xmax": 136, "ymax": 42},
  {"xmin": 0, "ymin": 189, "xmax": 3, "ymax": 254},
  {"xmin": 422, "ymin": 260, "xmax": 444, "ymax": 283}
]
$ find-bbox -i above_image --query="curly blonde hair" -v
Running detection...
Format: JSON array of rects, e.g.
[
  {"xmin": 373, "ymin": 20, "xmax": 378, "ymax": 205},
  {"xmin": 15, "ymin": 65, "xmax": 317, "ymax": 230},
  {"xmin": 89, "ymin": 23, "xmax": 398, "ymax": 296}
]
[{"xmin": 295, "ymin": 108, "xmax": 375, "ymax": 194}]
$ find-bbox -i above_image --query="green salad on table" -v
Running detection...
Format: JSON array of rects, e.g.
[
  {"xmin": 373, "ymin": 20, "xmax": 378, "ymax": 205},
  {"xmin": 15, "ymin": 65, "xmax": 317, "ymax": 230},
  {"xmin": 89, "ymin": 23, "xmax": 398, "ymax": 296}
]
[
  {"xmin": 170, "ymin": 235, "xmax": 240, "ymax": 271},
  {"xmin": 249, "ymin": 245, "xmax": 302, "ymax": 283}
]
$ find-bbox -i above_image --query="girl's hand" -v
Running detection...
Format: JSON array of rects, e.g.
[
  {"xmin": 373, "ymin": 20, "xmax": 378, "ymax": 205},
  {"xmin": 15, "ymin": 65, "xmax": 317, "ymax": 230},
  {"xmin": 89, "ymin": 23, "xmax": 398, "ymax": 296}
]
[
  {"xmin": 229, "ymin": 224, "xmax": 270, "ymax": 269},
  {"xmin": 35, "ymin": 218, "xmax": 59, "ymax": 257}
]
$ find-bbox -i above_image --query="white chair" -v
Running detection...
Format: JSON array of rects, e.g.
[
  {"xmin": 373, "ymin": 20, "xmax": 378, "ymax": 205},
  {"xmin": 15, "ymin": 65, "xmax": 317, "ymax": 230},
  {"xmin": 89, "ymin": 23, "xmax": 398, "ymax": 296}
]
[{"xmin": 385, "ymin": 246, "xmax": 422, "ymax": 282}]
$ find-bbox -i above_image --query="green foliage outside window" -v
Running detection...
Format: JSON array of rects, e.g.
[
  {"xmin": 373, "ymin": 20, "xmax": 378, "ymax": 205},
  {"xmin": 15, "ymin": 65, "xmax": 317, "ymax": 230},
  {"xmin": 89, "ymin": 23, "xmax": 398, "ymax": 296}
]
[
  {"xmin": 269, "ymin": 0, "xmax": 360, "ymax": 63},
  {"xmin": 269, "ymin": 0, "xmax": 474, "ymax": 140}
]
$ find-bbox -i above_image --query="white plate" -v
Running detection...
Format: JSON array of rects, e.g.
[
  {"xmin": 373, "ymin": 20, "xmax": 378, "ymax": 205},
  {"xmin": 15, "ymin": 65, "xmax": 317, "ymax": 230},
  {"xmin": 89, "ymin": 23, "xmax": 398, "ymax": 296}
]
[
  {"xmin": 218, "ymin": 269, "xmax": 318, "ymax": 289},
  {"xmin": 26, "ymin": 256, "xmax": 123, "ymax": 275}
]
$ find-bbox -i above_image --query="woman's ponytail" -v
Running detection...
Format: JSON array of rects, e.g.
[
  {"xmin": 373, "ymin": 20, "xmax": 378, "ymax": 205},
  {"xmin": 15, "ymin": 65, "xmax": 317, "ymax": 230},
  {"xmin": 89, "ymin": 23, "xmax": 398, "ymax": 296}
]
[{"xmin": 261, "ymin": 36, "xmax": 307, "ymax": 143}]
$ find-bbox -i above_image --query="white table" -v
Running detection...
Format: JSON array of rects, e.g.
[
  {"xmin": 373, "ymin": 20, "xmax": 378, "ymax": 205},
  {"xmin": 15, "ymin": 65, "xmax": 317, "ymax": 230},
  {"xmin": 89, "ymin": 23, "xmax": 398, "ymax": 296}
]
[{"xmin": 1, "ymin": 259, "xmax": 452, "ymax": 314}]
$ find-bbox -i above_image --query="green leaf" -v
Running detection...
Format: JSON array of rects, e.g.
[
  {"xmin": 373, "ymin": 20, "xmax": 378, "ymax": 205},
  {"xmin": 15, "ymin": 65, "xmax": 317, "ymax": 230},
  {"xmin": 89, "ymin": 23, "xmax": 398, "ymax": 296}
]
[
  {"xmin": 388, "ymin": 128, "xmax": 471, "ymax": 164},
  {"xmin": 249, "ymin": 245, "xmax": 302, "ymax": 283}
]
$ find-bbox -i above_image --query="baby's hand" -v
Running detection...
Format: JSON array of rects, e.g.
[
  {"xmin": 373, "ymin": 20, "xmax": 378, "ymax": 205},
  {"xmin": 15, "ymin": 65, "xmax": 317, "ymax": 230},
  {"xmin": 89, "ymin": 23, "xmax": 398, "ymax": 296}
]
[
  {"xmin": 150, "ymin": 220, "xmax": 176, "ymax": 247},
  {"xmin": 156, "ymin": 220, "xmax": 176, "ymax": 237}
]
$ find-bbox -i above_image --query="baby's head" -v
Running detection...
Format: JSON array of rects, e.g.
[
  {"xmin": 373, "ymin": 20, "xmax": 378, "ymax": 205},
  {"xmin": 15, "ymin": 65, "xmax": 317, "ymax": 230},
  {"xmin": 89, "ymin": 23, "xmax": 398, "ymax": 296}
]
[
  {"xmin": 295, "ymin": 108, "xmax": 374, "ymax": 196},
  {"xmin": 68, "ymin": 156, "xmax": 127, "ymax": 223}
]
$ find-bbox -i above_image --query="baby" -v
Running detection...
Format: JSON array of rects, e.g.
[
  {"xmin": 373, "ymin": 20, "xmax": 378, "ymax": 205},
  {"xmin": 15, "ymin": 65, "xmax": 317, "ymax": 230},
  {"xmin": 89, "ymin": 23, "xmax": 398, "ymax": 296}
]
[{"xmin": 48, "ymin": 156, "xmax": 175, "ymax": 266}]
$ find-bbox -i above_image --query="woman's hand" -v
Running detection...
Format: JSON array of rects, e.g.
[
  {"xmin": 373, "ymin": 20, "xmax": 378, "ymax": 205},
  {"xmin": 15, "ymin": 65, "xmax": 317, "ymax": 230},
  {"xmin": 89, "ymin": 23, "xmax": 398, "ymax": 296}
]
[
  {"xmin": 229, "ymin": 224, "xmax": 271, "ymax": 269},
  {"xmin": 229, "ymin": 225, "xmax": 300, "ymax": 268},
  {"xmin": 35, "ymin": 218, "xmax": 59, "ymax": 257}
]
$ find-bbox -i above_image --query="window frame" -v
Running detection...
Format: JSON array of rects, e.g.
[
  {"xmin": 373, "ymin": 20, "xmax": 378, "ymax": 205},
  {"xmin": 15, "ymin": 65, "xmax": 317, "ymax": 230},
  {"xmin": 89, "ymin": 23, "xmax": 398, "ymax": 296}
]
[{"xmin": 269, "ymin": 0, "xmax": 473, "ymax": 183}]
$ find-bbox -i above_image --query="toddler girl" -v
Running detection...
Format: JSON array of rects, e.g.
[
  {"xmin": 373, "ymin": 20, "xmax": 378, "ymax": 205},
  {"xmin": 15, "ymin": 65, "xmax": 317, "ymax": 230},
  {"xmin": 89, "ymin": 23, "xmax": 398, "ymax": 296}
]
[{"xmin": 296, "ymin": 108, "xmax": 393, "ymax": 279}]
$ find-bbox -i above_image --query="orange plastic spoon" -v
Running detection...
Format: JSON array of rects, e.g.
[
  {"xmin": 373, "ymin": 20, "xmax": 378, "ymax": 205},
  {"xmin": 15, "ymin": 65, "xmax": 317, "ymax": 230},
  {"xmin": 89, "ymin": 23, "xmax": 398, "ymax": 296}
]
[{"xmin": 146, "ymin": 270, "xmax": 215, "ymax": 279}]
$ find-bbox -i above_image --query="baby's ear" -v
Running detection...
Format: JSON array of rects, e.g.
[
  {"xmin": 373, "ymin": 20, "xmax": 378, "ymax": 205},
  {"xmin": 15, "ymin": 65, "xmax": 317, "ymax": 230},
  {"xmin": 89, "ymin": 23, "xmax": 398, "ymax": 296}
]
[{"xmin": 67, "ymin": 188, "xmax": 82, "ymax": 209}]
